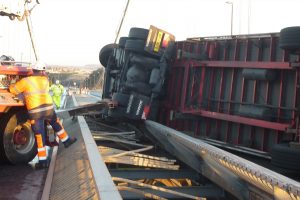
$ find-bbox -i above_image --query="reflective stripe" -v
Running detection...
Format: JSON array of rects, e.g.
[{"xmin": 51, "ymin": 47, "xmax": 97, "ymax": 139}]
[
  {"xmin": 23, "ymin": 77, "xmax": 39, "ymax": 90},
  {"xmin": 28, "ymin": 105, "xmax": 54, "ymax": 114},
  {"xmin": 60, "ymin": 135, "xmax": 69, "ymax": 142},
  {"xmin": 38, "ymin": 156, "xmax": 47, "ymax": 161},
  {"xmin": 57, "ymin": 129, "xmax": 69, "ymax": 142},
  {"xmin": 23, "ymin": 90, "xmax": 48, "ymax": 97},
  {"xmin": 37, "ymin": 147, "xmax": 47, "ymax": 159},
  {"xmin": 56, "ymin": 129, "xmax": 65, "ymax": 136},
  {"xmin": 38, "ymin": 147, "xmax": 46, "ymax": 152},
  {"xmin": 35, "ymin": 134, "xmax": 43, "ymax": 148},
  {"xmin": 23, "ymin": 77, "xmax": 48, "ymax": 96}
]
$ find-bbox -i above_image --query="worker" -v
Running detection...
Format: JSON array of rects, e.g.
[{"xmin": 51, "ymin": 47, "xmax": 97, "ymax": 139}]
[
  {"xmin": 50, "ymin": 79, "xmax": 64, "ymax": 109},
  {"xmin": 9, "ymin": 61, "xmax": 77, "ymax": 169}
]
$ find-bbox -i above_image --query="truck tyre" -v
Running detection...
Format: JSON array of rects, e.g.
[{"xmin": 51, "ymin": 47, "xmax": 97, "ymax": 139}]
[
  {"xmin": 99, "ymin": 43, "xmax": 117, "ymax": 67},
  {"xmin": 279, "ymin": 27, "xmax": 300, "ymax": 52},
  {"xmin": 125, "ymin": 39, "xmax": 146, "ymax": 53},
  {"xmin": 119, "ymin": 37, "xmax": 128, "ymax": 48},
  {"xmin": 0, "ymin": 109, "xmax": 37, "ymax": 164},
  {"xmin": 126, "ymin": 64, "xmax": 149, "ymax": 83},
  {"xmin": 271, "ymin": 143, "xmax": 300, "ymax": 170},
  {"xmin": 149, "ymin": 68, "xmax": 160, "ymax": 87},
  {"xmin": 128, "ymin": 28, "xmax": 149, "ymax": 40},
  {"xmin": 112, "ymin": 92, "xmax": 130, "ymax": 107},
  {"xmin": 125, "ymin": 81, "xmax": 152, "ymax": 96},
  {"xmin": 130, "ymin": 54, "xmax": 159, "ymax": 70}
]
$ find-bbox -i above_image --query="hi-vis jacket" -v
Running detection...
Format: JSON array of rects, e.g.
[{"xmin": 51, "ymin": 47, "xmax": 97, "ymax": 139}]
[
  {"xmin": 50, "ymin": 84, "xmax": 64, "ymax": 96},
  {"xmin": 9, "ymin": 76, "xmax": 53, "ymax": 110}
]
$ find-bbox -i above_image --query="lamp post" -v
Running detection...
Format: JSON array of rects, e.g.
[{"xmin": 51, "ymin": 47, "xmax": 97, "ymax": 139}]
[{"xmin": 226, "ymin": 1, "xmax": 233, "ymax": 36}]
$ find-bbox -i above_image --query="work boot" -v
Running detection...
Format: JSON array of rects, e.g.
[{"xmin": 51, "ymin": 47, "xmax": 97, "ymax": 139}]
[
  {"xmin": 63, "ymin": 137, "xmax": 77, "ymax": 148},
  {"xmin": 35, "ymin": 160, "xmax": 50, "ymax": 170}
]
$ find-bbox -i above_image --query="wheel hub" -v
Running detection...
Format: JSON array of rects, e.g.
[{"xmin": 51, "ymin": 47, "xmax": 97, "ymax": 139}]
[{"xmin": 13, "ymin": 128, "xmax": 28, "ymax": 145}]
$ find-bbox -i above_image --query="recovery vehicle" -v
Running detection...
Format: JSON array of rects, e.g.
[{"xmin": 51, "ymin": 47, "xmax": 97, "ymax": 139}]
[{"xmin": 0, "ymin": 0, "xmax": 41, "ymax": 164}]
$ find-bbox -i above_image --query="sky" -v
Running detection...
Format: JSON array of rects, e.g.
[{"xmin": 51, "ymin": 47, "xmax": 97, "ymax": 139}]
[{"xmin": 0, "ymin": 0, "xmax": 300, "ymax": 66}]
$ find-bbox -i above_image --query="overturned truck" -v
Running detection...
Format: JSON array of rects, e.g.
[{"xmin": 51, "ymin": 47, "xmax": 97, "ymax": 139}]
[{"xmin": 100, "ymin": 26, "xmax": 300, "ymax": 171}]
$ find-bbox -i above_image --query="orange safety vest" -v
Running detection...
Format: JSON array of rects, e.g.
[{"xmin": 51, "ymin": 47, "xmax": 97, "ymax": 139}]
[{"xmin": 9, "ymin": 76, "xmax": 53, "ymax": 110}]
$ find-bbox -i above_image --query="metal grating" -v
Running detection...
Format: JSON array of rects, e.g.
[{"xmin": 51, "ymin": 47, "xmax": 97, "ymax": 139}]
[{"xmin": 49, "ymin": 118, "xmax": 99, "ymax": 200}]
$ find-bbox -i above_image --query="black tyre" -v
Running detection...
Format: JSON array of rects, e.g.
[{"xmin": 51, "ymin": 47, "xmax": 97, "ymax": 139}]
[
  {"xmin": 130, "ymin": 54, "xmax": 159, "ymax": 70},
  {"xmin": 99, "ymin": 43, "xmax": 117, "ymax": 67},
  {"xmin": 279, "ymin": 27, "xmax": 300, "ymax": 52},
  {"xmin": 118, "ymin": 37, "xmax": 128, "ymax": 48},
  {"xmin": 125, "ymin": 39, "xmax": 146, "ymax": 53},
  {"xmin": 0, "ymin": 108, "xmax": 37, "ymax": 164},
  {"xmin": 112, "ymin": 92, "xmax": 130, "ymax": 107},
  {"xmin": 126, "ymin": 65, "xmax": 149, "ymax": 83},
  {"xmin": 128, "ymin": 28, "xmax": 149, "ymax": 40},
  {"xmin": 271, "ymin": 143, "xmax": 300, "ymax": 170},
  {"xmin": 149, "ymin": 68, "xmax": 160, "ymax": 87},
  {"xmin": 125, "ymin": 81, "xmax": 152, "ymax": 96}
]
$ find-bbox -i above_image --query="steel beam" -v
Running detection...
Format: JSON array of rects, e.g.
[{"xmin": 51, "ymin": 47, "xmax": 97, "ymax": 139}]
[
  {"xmin": 145, "ymin": 120, "xmax": 300, "ymax": 200},
  {"xmin": 119, "ymin": 185, "xmax": 224, "ymax": 199},
  {"xmin": 110, "ymin": 169, "xmax": 199, "ymax": 180}
]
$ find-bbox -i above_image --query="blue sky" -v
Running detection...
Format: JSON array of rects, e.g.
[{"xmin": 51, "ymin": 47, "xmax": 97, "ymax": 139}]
[{"xmin": 0, "ymin": 0, "xmax": 300, "ymax": 66}]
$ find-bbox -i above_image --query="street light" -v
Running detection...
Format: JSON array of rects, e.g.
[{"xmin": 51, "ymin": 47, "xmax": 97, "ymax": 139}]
[{"xmin": 226, "ymin": 1, "xmax": 233, "ymax": 36}]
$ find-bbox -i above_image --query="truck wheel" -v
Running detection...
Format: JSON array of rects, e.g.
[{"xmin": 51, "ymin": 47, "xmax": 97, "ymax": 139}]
[
  {"xmin": 118, "ymin": 37, "xmax": 128, "ymax": 48},
  {"xmin": 128, "ymin": 28, "xmax": 149, "ymax": 40},
  {"xmin": 0, "ymin": 109, "xmax": 37, "ymax": 164},
  {"xmin": 279, "ymin": 27, "xmax": 300, "ymax": 52},
  {"xmin": 271, "ymin": 143, "xmax": 300, "ymax": 170},
  {"xmin": 125, "ymin": 81, "xmax": 152, "ymax": 96},
  {"xmin": 130, "ymin": 54, "xmax": 159, "ymax": 70},
  {"xmin": 125, "ymin": 39, "xmax": 146, "ymax": 53},
  {"xmin": 126, "ymin": 64, "xmax": 149, "ymax": 83},
  {"xmin": 99, "ymin": 43, "xmax": 117, "ymax": 67}
]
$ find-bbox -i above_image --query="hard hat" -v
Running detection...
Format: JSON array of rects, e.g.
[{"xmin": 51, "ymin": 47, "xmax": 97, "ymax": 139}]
[
  {"xmin": 32, "ymin": 61, "xmax": 46, "ymax": 71},
  {"xmin": 56, "ymin": 80, "xmax": 60, "ymax": 84}
]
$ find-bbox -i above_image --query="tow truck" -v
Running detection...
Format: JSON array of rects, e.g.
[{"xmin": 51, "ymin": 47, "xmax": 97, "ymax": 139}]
[{"xmin": 0, "ymin": 0, "xmax": 41, "ymax": 164}]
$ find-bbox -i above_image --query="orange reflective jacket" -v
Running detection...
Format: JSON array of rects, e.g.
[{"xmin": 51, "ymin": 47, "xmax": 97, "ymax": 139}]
[{"xmin": 9, "ymin": 76, "xmax": 53, "ymax": 110}]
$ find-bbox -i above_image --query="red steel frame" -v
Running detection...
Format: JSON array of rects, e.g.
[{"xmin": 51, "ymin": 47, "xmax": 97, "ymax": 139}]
[{"xmin": 160, "ymin": 33, "xmax": 300, "ymax": 153}]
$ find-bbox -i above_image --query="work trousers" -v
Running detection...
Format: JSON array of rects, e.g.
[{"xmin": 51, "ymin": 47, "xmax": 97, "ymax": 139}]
[
  {"xmin": 52, "ymin": 95, "xmax": 62, "ymax": 109},
  {"xmin": 30, "ymin": 109, "xmax": 69, "ymax": 162}
]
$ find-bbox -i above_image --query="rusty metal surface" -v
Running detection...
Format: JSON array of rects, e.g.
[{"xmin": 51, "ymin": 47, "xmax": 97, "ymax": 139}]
[
  {"xmin": 0, "ymin": 164, "xmax": 46, "ymax": 200},
  {"xmin": 49, "ymin": 117, "xmax": 99, "ymax": 200}
]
